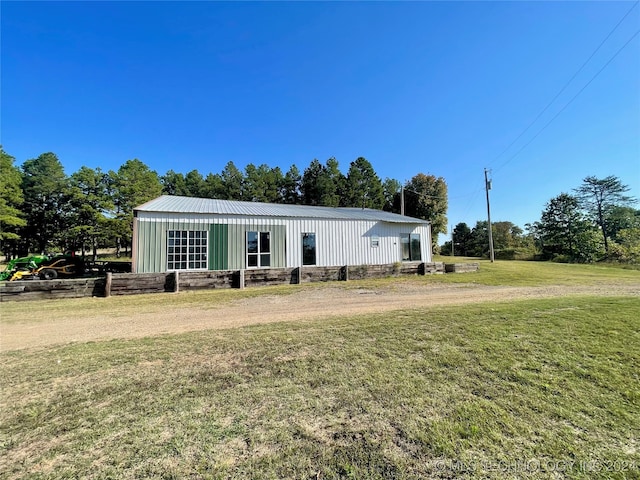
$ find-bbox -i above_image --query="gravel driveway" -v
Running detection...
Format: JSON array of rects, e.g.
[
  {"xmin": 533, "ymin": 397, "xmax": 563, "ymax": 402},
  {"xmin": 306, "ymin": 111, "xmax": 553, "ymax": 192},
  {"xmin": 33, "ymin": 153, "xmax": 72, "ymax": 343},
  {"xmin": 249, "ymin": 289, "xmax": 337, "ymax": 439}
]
[{"xmin": 2, "ymin": 282, "xmax": 638, "ymax": 351}]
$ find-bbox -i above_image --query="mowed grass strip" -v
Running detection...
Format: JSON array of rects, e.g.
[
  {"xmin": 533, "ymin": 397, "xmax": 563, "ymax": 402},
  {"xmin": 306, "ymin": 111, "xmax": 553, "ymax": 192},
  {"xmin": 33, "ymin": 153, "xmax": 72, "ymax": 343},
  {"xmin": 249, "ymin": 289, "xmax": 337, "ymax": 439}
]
[
  {"xmin": 428, "ymin": 258, "xmax": 640, "ymax": 286},
  {"xmin": 1, "ymin": 296, "xmax": 639, "ymax": 479}
]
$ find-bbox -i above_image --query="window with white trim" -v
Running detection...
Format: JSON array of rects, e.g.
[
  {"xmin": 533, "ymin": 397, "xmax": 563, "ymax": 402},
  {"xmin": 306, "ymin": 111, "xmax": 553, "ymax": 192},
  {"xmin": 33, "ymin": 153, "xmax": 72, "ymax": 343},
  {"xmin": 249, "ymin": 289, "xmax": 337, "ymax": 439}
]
[
  {"xmin": 247, "ymin": 231, "xmax": 271, "ymax": 267},
  {"xmin": 167, "ymin": 230, "xmax": 208, "ymax": 270}
]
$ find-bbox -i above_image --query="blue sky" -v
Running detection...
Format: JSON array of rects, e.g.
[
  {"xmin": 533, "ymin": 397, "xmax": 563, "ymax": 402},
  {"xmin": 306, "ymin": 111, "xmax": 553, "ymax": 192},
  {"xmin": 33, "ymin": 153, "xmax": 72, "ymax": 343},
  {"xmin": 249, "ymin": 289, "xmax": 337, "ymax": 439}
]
[{"xmin": 2, "ymin": 1, "xmax": 639, "ymax": 238}]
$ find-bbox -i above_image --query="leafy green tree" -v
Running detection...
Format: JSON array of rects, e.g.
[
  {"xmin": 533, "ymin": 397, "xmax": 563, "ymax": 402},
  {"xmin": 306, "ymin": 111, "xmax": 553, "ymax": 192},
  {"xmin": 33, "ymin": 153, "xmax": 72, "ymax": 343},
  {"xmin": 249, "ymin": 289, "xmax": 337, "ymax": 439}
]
[
  {"xmin": 184, "ymin": 170, "xmax": 206, "ymax": 197},
  {"xmin": 319, "ymin": 157, "xmax": 345, "ymax": 207},
  {"xmin": 68, "ymin": 166, "xmax": 112, "ymax": 260},
  {"xmin": 574, "ymin": 176, "xmax": 636, "ymax": 254},
  {"xmin": 112, "ymin": 159, "xmax": 163, "ymax": 212},
  {"xmin": 0, "ymin": 148, "xmax": 26, "ymax": 259},
  {"xmin": 605, "ymin": 207, "xmax": 640, "ymax": 263},
  {"xmin": 202, "ymin": 173, "xmax": 224, "ymax": 199},
  {"xmin": 525, "ymin": 221, "xmax": 544, "ymax": 254},
  {"xmin": 301, "ymin": 158, "xmax": 348, "ymax": 206},
  {"xmin": 537, "ymin": 193, "xmax": 599, "ymax": 261},
  {"xmin": 467, "ymin": 221, "xmax": 489, "ymax": 257},
  {"xmin": 343, "ymin": 157, "xmax": 384, "ymax": 209},
  {"xmin": 110, "ymin": 159, "xmax": 162, "ymax": 255},
  {"xmin": 220, "ymin": 161, "xmax": 244, "ymax": 200},
  {"xmin": 608, "ymin": 227, "xmax": 640, "ymax": 263},
  {"xmin": 452, "ymin": 222, "xmax": 472, "ymax": 256},
  {"xmin": 281, "ymin": 165, "xmax": 301, "ymax": 204},
  {"xmin": 604, "ymin": 206, "xmax": 640, "ymax": 243},
  {"xmin": 161, "ymin": 170, "xmax": 187, "ymax": 196},
  {"xmin": 572, "ymin": 228, "xmax": 606, "ymax": 262},
  {"xmin": 301, "ymin": 159, "xmax": 324, "ymax": 206},
  {"xmin": 489, "ymin": 221, "xmax": 535, "ymax": 259},
  {"xmin": 21, "ymin": 152, "xmax": 70, "ymax": 254},
  {"xmin": 447, "ymin": 220, "xmax": 532, "ymax": 258},
  {"xmin": 382, "ymin": 178, "xmax": 401, "ymax": 213},
  {"xmin": 243, "ymin": 164, "xmax": 283, "ymax": 203},
  {"xmin": 539, "ymin": 193, "xmax": 582, "ymax": 257},
  {"xmin": 403, "ymin": 173, "xmax": 448, "ymax": 248},
  {"xmin": 491, "ymin": 221, "xmax": 527, "ymax": 249}
]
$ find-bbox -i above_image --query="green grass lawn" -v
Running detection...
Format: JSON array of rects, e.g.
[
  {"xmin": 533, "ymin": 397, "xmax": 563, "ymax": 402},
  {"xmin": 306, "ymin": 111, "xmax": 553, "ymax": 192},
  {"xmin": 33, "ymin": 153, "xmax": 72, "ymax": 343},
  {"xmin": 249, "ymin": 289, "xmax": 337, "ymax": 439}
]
[
  {"xmin": 430, "ymin": 257, "xmax": 640, "ymax": 286},
  {"xmin": 2, "ymin": 294, "xmax": 639, "ymax": 479}
]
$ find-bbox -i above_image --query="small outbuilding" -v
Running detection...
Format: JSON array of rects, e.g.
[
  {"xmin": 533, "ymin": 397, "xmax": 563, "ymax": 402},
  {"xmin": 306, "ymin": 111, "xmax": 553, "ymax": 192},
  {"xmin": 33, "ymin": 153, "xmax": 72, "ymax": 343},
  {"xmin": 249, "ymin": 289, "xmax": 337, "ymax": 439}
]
[{"xmin": 132, "ymin": 195, "xmax": 431, "ymax": 273}]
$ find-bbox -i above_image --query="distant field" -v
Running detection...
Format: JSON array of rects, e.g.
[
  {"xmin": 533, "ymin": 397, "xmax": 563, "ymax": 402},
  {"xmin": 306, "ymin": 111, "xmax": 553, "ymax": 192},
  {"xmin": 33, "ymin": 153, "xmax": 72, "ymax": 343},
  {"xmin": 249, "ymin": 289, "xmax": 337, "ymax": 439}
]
[{"xmin": 1, "ymin": 261, "xmax": 639, "ymax": 479}]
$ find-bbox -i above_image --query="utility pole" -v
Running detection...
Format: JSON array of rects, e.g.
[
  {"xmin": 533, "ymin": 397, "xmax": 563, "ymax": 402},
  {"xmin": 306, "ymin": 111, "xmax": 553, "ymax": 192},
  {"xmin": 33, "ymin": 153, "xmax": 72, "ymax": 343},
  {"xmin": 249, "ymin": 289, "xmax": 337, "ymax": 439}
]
[
  {"xmin": 400, "ymin": 185, "xmax": 405, "ymax": 216},
  {"xmin": 451, "ymin": 225, "xmax": 454, "ymax": 257},
  {"xmin": 484, "ymin": 168, "xmax": 495, "ymax": 262}
]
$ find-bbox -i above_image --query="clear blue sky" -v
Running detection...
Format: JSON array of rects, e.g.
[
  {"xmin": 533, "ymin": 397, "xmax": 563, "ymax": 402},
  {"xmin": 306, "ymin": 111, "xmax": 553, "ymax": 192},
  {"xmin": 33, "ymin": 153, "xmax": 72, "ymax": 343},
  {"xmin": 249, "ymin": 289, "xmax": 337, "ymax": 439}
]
[{"xmin": 2, "ymin": 1, "xmax": 639, "ymax": 238}]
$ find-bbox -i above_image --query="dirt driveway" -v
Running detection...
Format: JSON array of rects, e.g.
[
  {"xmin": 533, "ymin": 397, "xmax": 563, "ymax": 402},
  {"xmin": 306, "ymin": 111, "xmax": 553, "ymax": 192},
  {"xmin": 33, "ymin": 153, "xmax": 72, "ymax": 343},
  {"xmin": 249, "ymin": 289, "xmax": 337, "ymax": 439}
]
[{"xmin": 2, "ymin": 282, "xmax": 639, "ymax": 352}]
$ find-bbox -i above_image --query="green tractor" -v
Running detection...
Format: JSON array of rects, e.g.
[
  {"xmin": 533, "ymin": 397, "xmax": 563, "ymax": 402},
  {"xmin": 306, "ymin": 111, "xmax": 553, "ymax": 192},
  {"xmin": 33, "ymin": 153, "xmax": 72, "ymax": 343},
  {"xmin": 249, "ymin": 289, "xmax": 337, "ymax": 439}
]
[
  {"xmin": 1, "ymin": 254, "xmax": 129, "ymax": 281},
  {"xmin": 0, "ymin": 255, "xmax": 49, "ymax": 281},
  {"xmin": 1, "ymin": 255, "xmax": 89, "ymax": 281},
  {"xmin": 31, "ymin": 255, "xmax": 87, "ymax": 280}
]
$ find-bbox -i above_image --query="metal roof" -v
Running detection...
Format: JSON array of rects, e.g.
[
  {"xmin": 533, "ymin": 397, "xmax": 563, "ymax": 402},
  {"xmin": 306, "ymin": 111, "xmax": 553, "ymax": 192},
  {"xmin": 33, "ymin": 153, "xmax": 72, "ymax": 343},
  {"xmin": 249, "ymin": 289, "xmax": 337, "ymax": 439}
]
[{"xmin": 135, "ymin": 195, "xmax": 429, "ymax": 224}]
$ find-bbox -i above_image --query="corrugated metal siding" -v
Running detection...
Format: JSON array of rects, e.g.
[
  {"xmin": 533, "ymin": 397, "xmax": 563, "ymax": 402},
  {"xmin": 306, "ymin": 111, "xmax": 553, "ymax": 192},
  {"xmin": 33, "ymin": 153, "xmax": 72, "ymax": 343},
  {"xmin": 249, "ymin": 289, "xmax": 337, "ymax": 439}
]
[
  {"xmin": 224, "ymin": 223, "xmax": 286, "ymax": 269},
  {"xmin": 285, "ymin": 219, "xmax": 432, "ymax": 267},
  {"xmin": 135, "ymin": 217, "xmax": 209, "ymax": 273},
  {"xmin": 420, "ymin": 224, "xmax": 432, "ymax": 262},
  {"xmin": 135, "ymin": 212, "xmax": 431, "ymax": 272},
  {"xmin": 135, "ymin": 220, "xmax": 164, "ymax": 273},
  {"xmin": 209, "ymin": 224, "xmax": 228, "ymax": 270}
]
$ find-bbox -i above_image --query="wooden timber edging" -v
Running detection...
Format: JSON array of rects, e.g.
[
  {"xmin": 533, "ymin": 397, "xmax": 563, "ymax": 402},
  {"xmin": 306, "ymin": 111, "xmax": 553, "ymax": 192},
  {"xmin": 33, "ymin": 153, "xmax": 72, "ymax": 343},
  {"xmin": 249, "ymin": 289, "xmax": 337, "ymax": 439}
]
[
  {"xmin": 0, "ymin": 262, "xmax": 478, "ymax": 302},
  {"xmin": 0, "ymin": 277, "xmax": 106, "ymax": 302},
  {"xmin": 444, "ymin": 262, "xmax": 480, "ymax": 273}
]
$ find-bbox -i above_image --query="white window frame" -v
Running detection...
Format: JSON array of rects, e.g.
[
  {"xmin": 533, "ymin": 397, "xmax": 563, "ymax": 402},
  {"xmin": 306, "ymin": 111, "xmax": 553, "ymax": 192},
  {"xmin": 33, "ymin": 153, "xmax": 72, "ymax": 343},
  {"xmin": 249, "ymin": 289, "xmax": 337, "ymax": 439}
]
[
  {"xmin": 371, "ymin": 235, "xmax": 380, "ymax": 248},
  {"xmin": 167, "ymin": 230, "xmax": 208, "ymax": 271},
  {"xmin": 247, "ymin": 231, "xmax": 271, "ymax": 268}
]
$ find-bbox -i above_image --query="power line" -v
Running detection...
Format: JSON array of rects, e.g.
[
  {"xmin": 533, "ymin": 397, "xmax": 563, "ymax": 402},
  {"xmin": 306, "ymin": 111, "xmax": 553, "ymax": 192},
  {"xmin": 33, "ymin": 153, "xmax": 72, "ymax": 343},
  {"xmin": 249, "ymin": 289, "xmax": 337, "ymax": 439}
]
[
  {"xmin": 401, "ymin": 185, "xmax": 476, "ymax": 201},
  {"xmin": 489, "ymin": 1, "xmax": 639, "ymax": 170},
  {"xmin": 495, "ymin": 27, "xmax": 640, "ymax": 173},
  {"xmin": 457, "ymin": 184, "xmax": 486, "ymax": 220},
  {"xmin": 447, "ymin": 5, "xmax": 639, "ymax": 230}
]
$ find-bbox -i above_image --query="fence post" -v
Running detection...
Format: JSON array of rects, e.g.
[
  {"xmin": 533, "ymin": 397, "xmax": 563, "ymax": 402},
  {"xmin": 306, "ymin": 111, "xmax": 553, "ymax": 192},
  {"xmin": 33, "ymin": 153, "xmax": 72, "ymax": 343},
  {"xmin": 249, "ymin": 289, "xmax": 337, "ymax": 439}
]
[
  {"xmin": 105, "ymin": 272, "xmax": 112, "ymax": 298},
  {"xmin": 343, "ymin": 265, "xmax": 349, "ymax": 281},
  {"xmin": 174, "ymin": 271, "xmax": 180, "ymax": 293},
  {"xmin": 296, "ymin": 267, "xmax": 301, "ymax": 284},
  {"xmin": 239, "ymin": 269, "xmax": 245, "ymax": 289}
]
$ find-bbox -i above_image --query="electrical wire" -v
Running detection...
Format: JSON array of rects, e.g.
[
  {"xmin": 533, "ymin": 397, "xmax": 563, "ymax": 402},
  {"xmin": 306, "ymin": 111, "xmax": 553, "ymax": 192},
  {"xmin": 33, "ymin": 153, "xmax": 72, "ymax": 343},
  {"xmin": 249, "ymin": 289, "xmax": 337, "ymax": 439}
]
[
  {"xmin": 401, "ymin": 185, "xmax": 477, "ymax": 201},
  {"xmin": 404, "ymin": 5, "xmax": 639, "ymax": 226},
  {"xmin": 489, "ymin": 1, "xmax": 639, "ymax": 171},
  {"xmin": 457, "ymin": 183, "xmax": 486, "ymax": 221},
  {"xmin": 495, "ymin": 27, "xmax": 640, "ymax": 173}
]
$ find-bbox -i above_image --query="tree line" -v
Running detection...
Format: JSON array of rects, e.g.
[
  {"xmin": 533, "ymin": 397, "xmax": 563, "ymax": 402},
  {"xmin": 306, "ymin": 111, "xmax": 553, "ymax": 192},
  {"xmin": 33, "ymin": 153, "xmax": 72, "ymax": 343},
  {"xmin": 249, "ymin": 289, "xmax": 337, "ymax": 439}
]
[
  {"xmin": 442, "ymin": 220, "xmax": 534, "ymax": 259},
  {"xmin": 443, "ymin": 176, "xmax": 639, "ymax": 263},
  {"xmin": 0, "ymin": 147, "xmax": 448, "ymax": 260}
]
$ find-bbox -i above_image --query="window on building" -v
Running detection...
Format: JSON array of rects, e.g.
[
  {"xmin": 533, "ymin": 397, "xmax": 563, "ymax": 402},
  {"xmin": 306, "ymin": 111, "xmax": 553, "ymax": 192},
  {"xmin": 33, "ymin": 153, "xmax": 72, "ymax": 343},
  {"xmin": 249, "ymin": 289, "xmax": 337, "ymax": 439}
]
[
  {"xmin": 401, "ymin": 233, "xmax": 421, "ymax": 261},
  {"xmin": 371, "ymin": 235, "xmax": 380, "ymax": 248},
  {"xmin": 302, "ymin": 233, "xmax": 316, "ymax": 266},
  {"xmin": 247, "ymin": 231, "xmax": 271, "ymax": 267},
  {"xmin": 167, "ymin": 230, "xmax": 208, "ymax": 270}
]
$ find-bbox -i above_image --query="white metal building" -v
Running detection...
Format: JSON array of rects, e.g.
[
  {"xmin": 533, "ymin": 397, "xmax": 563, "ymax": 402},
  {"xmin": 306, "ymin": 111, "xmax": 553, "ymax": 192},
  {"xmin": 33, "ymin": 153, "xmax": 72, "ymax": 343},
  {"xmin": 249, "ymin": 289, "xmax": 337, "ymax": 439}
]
[{"xmin": 132, "ymin": 195, "xmax": 432, "ymax": 273}]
